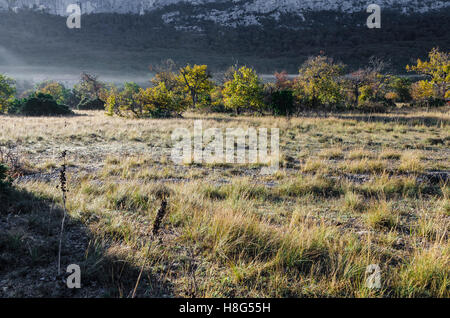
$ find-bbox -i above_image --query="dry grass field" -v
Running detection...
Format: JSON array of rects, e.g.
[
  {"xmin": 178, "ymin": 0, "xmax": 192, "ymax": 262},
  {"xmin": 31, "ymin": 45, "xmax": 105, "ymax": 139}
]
[{"xmin": 0, "ymin": 108, "xmax": 449, "ymax": 297}]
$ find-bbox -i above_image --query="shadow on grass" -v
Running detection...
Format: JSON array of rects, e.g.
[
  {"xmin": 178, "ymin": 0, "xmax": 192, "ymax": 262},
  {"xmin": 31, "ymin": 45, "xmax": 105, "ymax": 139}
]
[
  {"xmin": 334, "ymin": 114, "xmax": 449, "ymax": 127},
  {"xmin": 0, "ymin": 185, "xmax": 174, "ymax": 298},
  {"xmin": 186, "ymin": 109, "xmax": 449, "ymax": 127},
  {"xmin": 5, "ymin": 112, "xmax": 89, "ymax": 118},
  {"xmin": 183, "ymin": 115, "xmax": 255, "ymax": 123}
]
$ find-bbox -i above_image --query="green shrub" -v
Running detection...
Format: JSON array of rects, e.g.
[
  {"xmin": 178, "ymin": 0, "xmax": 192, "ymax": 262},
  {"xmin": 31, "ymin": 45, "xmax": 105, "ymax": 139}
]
[
  {"xmin": 12, "ymin": 93, "xmax": 73, "ymax": 116},
  {"xmin": 64, "ymin": 88, "xmax": 82, "ymax": 108},
  {"xmin": 107, "ymin": 82, "xmax": 187, "ymax": 118},
  {"xmin": 77, "ymin": 98, "xmax": 105, "ymax": 110},
  {"xmin": 270, "ymin": 90, "xmax": 295, "ymax": 116},
  {"xmin": 6, "ymin": 98, "xmax": 25, "ymax": 114},
  {"xmin": 35, "ymin": 81, "xmax": 71, "ymax": 105},
  {"xmin": 389, "ymin": 77, "xmax": 412, "ymax": 102}
]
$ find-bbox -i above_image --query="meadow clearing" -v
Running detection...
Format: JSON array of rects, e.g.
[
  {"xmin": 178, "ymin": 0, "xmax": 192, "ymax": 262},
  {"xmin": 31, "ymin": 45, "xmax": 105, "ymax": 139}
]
[{"xmin": 0, "ymin": 108, "xmax": 449, "ymax": 297}]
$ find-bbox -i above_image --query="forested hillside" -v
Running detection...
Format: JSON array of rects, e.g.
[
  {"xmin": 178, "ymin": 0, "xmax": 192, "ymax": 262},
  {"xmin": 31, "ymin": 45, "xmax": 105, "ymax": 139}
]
[{"xmin": 0, "ymin": 7, "xmax": 449, "ymax": 73}]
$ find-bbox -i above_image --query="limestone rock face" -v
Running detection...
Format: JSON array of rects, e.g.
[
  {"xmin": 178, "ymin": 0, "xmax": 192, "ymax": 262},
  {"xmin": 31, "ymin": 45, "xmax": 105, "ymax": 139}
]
[{"xmin": 0, "ymin": 0, "xmax": 449, "ymax": 27}]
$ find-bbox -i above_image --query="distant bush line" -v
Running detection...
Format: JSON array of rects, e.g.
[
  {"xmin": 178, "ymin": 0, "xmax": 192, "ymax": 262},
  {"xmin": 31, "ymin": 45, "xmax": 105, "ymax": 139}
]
[{"xmin": 0, "ymin": 49, "xmax": 448, "ymax": 117}]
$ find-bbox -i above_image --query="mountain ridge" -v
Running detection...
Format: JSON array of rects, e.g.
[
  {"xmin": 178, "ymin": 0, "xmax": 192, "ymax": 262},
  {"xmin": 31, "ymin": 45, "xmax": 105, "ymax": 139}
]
[{"xmin": 1, "ymin": 0, "xmax": 449, "ymax": 28}]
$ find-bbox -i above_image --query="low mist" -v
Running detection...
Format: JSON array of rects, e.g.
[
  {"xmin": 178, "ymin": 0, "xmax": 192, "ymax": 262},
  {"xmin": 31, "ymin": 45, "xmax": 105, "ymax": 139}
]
[{"xmin": 0, "ymin": 46, "xmax": 154, "ymax": 92}]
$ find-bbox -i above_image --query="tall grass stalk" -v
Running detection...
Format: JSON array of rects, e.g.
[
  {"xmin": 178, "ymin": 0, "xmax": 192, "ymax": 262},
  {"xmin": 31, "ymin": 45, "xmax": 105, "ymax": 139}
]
[
  {"xmin": 57, "ymin": 150, "xmax": 68, "ymax": 275},
  {"xmin": 131, "ymin": 195, "xmax": 169, "ymax": 298}
]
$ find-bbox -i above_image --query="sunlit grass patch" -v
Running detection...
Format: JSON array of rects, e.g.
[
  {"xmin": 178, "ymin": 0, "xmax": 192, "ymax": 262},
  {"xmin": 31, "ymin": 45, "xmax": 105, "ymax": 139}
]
[
  {"xmin": 318, "ymin": 147, "xmax": 344, "ymax": 160},
  {"xmin": 80, "ymin": 182, "xmax": 104, "ymax": 196},
  {"xmin": 37, "ymin": 160, "xmax": 58, "ymax": 171},
  {"xmin": 342, "ymin": 191, "xmax": 366, "ymax": 213},
  {"xmin": 414, "ymin": 213, "xmax": 449, "ymax": 241},
  {"xmin": 277, "ymin": 175, "xmax": 343, "ymax": 198},
  {"xmin": 342, "ymin": 158, "xmax": 386, "ymax": 174},
  {"xmin": 106, "ymin": 186, "xmax": 152, "ymax": 212},
  {"xmin": 97, "ymin": 215, "xmax": 136, "ymax": 243},
  {"xmin": 206, "ymin": 208, "xmax": 281, "ymax": 262},
  {"xmin": 301, "ymin": 159, "xmax": 329, "ymax": 174},
  {"xmin": 395, "ymin": 245, "xmax": 450, "ymax": 297},
  {"xmin": 105, "ymin": 156, "xmax": 121, "ymax": 165},
  {"xmin": 398, "ymin": 152, "xmax": 425, "ymax": 173},
  {"xmin": 357, "ymin": 174, "xmax": 423, "ymax": 198},
  {"xmin": 136, "ymin": 166, "xmax": 178, "ymax": 180},
  {"xmin": 365, "ymin": 200, "xmax": 398, "ymax": 230},
  {"xmin": 438, "ymin": 198, "xmax": 450, "ymax": 216},
  {"xmin": 347, "ymin": 148, "xmax": 373, "ymax": 160},
  {"xmin": 201, "ymin": 179, "xmax": 272, "ymax": 202},
  {"xmin": 199, "ymin": 205, "xmax": 362, "ymax": 285},
  {"xmin": 77, "ymin": 182, "xmax": 168, "ymax": 215},
  {"xmin": 379, "ymin": 149, "xmax": 401, "ymax": 160},
  {"xmin": 4, "ymin": 109, "xmax": 450, "ymax": 298}
]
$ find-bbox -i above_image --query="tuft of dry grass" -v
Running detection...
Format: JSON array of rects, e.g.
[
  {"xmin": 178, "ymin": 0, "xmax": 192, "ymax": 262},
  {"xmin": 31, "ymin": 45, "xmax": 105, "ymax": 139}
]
[
  {"xmin": 379, "ymin": 149, "xmax": 401, "ymax": 160},
  {"xmin": 365, "ymin": 200, "xmax": 398, "ymax": 230},
  {"xmin": 347, "ymin": 148, "xmax": 373, "ymax": 160},
  {"xmin": 396, "ymin": 245, "xmax": 449, "ymax": 297},
  {"xmin": 342, "ymin": 191, "xmax": 366, "ymax": 213},
  {"xmin": 342, "ymin": 158, "xmax": 386, "ymax": 174},
  {"xmin": 301, "ymin": 159, "xmax": 329, "ymax": 174},
  {"xmin": 318, "ymin": 147, "xmax": 344, "ymax": 160},
  {"xmin": 398, "ymin": 152, "xmax": 425, "ymax": 173},
  {"xmin": 277, "ymin": 175, "xmax": 343, "ymax": 198}
]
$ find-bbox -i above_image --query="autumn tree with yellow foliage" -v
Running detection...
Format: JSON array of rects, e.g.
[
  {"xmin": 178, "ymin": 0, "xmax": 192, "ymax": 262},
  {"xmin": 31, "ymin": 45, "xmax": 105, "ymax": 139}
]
[
  {"xmin": 294, "ymin": 55, "xmax": 345, "ymax": 108},
  {"xmin": 0, "ymin": 74, "xmax": 15, "ymax": 113},
  {"xmin": 136, "ymin": 82, "xmax": 187, "ymax": 118},
  {"xmin": 407, "ymin": 48, "xmax": 449, "ymax": 103},
  {"xmin": 222, "ymin": 66, "xmax": 264, "ymax": 114},
  {"xmin": 36, "ymin": 81, "xmax": 68, "ymax": 105},
  {"xmin": 177, "ymin": 64, "xmax": 214, "ymax": 109}
]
